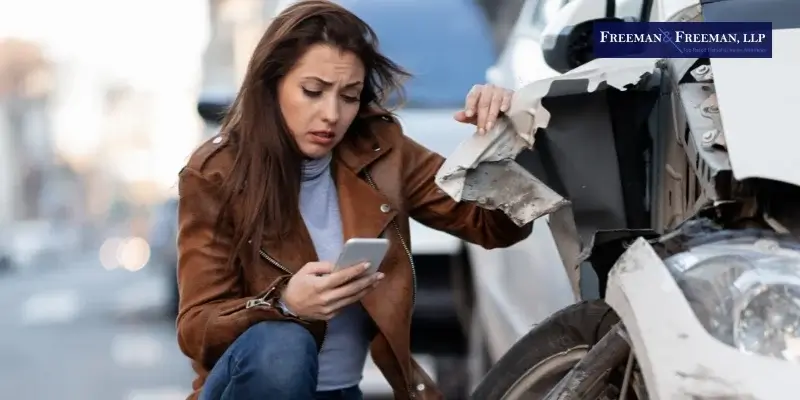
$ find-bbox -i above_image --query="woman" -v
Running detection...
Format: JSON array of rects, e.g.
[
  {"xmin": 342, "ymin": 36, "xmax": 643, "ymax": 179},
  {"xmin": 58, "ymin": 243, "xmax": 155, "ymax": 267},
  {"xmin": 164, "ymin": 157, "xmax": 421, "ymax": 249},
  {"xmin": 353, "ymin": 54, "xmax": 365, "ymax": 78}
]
[{"xmin": 176, "ymin": 1, "xmax": 532, "ymax": 399}]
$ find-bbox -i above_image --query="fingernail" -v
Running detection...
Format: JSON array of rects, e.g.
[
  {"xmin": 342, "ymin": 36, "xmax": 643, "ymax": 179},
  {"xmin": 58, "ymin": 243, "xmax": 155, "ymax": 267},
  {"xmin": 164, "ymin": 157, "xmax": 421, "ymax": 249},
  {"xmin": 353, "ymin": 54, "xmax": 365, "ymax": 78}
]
[
  {"xmin": 363, "ymin": 263, "xmax": 371, "ymax": 270},
  {"xmin": 376, "ymin": 273, "xmax": 385, "ymax": 279},
  {"xmin": 486, "ymin": 121, "xmax": 493, "ymax": 131},
  {"xmin": 478, "ymin": 128, "xmax": 485, "ymax": 135},
  {"xmin": 465, "ymin": 109, "xmax": 473, "ymax": 117}
]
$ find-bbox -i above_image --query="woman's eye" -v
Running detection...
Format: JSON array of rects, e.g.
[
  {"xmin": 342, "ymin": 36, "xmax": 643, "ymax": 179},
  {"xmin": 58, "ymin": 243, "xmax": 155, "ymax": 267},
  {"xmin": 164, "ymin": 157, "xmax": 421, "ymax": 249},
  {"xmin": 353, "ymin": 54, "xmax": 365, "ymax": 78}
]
[
  {"xmin": 302, "ymin": 88, "xmax": 322, "ymax": 97},
  {"xmin": 342, "ymin": 95, "xmax": 360, "ymax": 103}
]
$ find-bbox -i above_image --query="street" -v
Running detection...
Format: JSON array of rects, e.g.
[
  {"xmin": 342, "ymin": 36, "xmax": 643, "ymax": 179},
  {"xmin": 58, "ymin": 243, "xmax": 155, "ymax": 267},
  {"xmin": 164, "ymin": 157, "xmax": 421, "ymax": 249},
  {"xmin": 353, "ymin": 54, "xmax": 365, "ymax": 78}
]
[
  {"xmin": 0, "ymin": 257, "xmax": 433, "ymax": 400},
  {"xmin": 0, "ymin": 257, "xmax": 193, "ymax": 400}
]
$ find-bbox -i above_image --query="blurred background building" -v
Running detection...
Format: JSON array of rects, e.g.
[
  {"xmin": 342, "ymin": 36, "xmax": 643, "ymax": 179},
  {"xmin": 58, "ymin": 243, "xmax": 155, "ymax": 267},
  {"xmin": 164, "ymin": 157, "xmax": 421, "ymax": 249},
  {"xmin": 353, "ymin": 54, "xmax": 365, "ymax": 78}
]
[
  {"xmin": 0, "ymin": 0, "xmax": 215, "ymax": 397},
  {"xmin": 0, "ymin": 0, "xmax": 212, "ymax": 270}
]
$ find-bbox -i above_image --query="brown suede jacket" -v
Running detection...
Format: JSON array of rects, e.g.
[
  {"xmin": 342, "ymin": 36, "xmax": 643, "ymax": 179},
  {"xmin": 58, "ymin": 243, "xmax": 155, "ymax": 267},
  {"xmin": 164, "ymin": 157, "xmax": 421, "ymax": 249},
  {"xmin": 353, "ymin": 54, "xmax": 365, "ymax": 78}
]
[{"xmin": 176, "ymin": 111, "xmax": 532, "ymax": 400}]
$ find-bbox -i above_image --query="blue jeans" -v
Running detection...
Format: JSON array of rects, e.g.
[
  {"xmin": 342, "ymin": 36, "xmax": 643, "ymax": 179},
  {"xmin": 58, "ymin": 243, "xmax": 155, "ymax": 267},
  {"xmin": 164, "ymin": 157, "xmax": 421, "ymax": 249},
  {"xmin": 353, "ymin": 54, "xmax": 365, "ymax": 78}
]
[{"xmin": 200, "ymin": 321, "xmax": 363, "ymax": 400}]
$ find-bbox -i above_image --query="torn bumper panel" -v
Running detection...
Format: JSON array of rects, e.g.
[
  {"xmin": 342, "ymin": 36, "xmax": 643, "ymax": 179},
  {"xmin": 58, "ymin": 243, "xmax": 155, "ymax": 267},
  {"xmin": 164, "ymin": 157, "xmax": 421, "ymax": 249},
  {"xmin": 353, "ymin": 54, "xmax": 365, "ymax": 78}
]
[
  {"xmin": 435, "ymin": 57, "xmax": 660, "ymax": 227},
  {"xmin": 435, "ymin": 58, "xmax": 660, "ymax": 296}
]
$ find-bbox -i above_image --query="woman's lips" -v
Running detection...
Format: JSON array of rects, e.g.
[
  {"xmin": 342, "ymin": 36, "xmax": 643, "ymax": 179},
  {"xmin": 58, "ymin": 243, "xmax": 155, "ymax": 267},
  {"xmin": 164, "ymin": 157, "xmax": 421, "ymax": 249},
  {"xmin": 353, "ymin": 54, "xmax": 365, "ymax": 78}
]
[{"xmin": 308, "ymin": 131, "xmax": 334, "ymax": 145}]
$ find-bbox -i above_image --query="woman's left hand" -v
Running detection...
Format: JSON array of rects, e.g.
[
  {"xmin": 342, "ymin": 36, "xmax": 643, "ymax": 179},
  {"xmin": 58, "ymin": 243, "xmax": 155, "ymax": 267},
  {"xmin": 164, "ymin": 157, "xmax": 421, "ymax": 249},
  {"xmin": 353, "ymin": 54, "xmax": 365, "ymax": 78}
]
[{"xmin": 453, "ymin": 84, "xmax": 514, "ymax": 135}]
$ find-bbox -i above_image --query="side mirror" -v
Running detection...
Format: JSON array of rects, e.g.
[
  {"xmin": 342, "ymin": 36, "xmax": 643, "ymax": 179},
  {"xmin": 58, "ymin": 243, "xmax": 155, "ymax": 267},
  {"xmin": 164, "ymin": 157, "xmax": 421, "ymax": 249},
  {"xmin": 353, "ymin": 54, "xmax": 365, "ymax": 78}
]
[
  {"xmin": 197, "ymin": 95, "xmax": 233, "ymax": 125},
  {"xmin": 539, "ymin": 0, "xmax": 637, "ymax": 73},
  {"xmin": 541, "ymin": 17, "xmax": 630, "ymax": 74}
]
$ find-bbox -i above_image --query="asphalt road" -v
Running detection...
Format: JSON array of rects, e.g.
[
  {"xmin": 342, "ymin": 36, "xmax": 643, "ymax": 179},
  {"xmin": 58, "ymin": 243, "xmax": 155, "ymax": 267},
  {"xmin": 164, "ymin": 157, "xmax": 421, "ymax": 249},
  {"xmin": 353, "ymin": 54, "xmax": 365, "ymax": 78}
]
[
  {"xmin": 0, "ymin": 257, "xmax": 432, "ymax": 400},
  {"xmin": 0, "ymin": 258, "xmax": 193, "ymax": 400}
]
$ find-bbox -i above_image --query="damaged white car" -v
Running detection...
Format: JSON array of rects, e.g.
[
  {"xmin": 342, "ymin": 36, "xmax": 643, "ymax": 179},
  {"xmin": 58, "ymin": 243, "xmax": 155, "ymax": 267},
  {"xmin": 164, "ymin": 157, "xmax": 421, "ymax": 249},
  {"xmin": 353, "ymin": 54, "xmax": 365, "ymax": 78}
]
[{"xmin": 445, "ymin": 0, "xmax": 800, "ymax": 398}]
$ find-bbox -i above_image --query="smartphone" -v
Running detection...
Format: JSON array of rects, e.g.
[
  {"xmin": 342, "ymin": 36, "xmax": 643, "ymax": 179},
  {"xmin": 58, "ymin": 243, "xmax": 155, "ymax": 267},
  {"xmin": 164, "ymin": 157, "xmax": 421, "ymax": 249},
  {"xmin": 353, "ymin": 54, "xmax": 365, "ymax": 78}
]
[{"xmin": 333, "ymin": 238, "xmax": 390, "ymax": 275}]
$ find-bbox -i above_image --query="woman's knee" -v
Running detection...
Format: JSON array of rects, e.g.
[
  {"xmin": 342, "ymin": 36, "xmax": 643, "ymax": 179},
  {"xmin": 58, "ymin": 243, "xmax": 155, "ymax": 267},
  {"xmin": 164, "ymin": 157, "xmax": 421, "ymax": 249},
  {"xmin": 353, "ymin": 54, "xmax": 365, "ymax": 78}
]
[{"xmin": 229, "ymin": 321, "xmax": 318, "ymax": 392}]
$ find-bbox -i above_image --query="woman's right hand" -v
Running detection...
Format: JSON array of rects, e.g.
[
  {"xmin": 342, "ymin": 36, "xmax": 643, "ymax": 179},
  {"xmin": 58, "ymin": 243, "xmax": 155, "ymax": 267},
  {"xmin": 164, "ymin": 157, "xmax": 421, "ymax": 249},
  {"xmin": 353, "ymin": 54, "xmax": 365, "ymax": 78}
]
[{"xmin": 279, "ymin": 261, "xmax": 384, "ymax": 321}]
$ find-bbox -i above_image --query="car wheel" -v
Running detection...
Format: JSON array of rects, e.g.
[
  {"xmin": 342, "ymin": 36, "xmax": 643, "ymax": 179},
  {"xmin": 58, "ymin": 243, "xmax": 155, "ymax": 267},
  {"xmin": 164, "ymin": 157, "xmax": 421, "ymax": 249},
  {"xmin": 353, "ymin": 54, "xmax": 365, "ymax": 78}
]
[{"xmin": 470, "ymin": 300, "xmax": 619, "ymax": 400}]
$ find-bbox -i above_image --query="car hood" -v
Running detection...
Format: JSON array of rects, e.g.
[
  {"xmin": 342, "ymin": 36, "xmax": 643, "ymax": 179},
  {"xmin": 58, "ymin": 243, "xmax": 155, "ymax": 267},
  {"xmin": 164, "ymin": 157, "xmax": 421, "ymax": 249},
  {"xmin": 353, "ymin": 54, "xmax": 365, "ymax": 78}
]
[{"xmin": 710, "ymin": 29, "xmax": 800, "ymax": 187}]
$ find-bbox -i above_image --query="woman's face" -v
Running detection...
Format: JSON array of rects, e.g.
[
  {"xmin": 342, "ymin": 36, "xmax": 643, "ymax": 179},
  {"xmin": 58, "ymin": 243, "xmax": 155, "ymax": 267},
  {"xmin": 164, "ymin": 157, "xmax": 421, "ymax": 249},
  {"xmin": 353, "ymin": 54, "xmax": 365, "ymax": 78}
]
[{"xmin": 278, "ymin": 44, "xmax": 365, "ymax": 159}]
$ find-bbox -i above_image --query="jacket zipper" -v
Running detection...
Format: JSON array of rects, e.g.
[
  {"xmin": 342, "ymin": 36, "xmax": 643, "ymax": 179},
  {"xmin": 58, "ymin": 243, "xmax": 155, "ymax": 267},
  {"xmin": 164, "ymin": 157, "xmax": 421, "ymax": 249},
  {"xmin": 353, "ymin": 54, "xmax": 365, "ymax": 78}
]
[
  {"xmin": 245, "ymin": 248, "xmax": 329, "ymax": 351},
  {"xmin": 363, "ymin": 171, "xmax": 417, "ymax": 310},
  {"xmin": 363, "ymin": 171, "xmax": 420, "ymax": 398}
]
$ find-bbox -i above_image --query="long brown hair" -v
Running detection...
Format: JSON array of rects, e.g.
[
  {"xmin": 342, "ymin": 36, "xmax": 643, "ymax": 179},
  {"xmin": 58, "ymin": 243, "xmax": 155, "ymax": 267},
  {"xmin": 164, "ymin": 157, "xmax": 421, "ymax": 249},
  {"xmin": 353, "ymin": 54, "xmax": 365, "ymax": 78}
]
[{"xmin": 216, "ymin": 0, "xmax": 409, "ymax": 267}]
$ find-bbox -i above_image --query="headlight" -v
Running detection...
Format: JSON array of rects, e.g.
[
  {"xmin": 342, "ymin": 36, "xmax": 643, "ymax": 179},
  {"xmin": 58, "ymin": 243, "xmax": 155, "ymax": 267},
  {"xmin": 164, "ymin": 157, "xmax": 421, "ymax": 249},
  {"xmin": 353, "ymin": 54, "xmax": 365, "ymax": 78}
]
[{"xmin": 664, "ymin": 236, "xmax": 800, "ymax": 363}]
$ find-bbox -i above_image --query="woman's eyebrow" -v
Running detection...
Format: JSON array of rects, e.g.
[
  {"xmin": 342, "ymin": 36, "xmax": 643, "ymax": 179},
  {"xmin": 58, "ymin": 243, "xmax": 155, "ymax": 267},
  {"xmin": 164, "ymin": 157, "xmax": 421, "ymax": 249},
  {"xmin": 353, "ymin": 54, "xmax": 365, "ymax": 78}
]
[{"xmin": 304, "ymin": 76, "xmax": 363, "ymax": 88}]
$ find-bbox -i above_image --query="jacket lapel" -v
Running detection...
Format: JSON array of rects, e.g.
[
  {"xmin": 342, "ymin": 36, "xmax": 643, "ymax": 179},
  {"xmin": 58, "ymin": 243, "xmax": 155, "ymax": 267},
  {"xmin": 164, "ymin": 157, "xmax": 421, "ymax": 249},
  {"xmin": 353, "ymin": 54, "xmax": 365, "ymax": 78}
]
[
  {"xmin": 334, "ymin": 115, "xmax": 398, "ymax": 242},
  {"xmin": 334, "ymin": 157, "xmax": 397, "ymax": 242}
]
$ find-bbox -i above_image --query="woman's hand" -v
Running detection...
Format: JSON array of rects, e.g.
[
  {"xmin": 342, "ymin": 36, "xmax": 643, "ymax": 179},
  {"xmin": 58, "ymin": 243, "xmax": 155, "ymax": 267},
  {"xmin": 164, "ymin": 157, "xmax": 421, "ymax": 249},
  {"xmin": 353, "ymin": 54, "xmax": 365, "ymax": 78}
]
[
  {"xmin": 453, "ymin": 84, "xmax": 514, "ymax": 135},
  {"xmin": 280, "ymin": 261, "xmax": 384, "ymax": 321}
]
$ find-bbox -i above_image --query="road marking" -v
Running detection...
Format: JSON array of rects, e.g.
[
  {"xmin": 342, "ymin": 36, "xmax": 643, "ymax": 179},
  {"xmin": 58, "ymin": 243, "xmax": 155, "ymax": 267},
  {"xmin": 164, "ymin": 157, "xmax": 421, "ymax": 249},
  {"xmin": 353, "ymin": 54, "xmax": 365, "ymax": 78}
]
[
  {"xmin": 125, "ymin": 387, "xmax": 189, "ymax": 400},
  {"xmin": 111, "ymin": 333, "xmax": 164, "ymax": 367},
  {"xmin": 21, "ymin": 290, "xmax": 80, "ymax": 325},
  {"xmin": 360, "ymin": 354, "xmax": 436, "ymax": 395}
]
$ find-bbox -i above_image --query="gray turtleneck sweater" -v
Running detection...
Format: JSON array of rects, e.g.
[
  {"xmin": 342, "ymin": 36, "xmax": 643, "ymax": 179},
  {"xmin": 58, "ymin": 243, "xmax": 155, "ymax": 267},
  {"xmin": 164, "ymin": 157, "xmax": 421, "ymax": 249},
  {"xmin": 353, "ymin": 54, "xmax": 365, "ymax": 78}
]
[{"xmin": 300, "ymin": 153, "xmax": 373, "ymax": 391}]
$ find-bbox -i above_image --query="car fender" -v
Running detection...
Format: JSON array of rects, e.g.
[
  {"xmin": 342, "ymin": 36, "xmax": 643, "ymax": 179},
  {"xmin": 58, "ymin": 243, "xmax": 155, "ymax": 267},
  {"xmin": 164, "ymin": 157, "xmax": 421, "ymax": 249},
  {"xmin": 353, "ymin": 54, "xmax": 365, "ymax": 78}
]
[{"xmin": 605, "ymin": 238, "xmax": 800, "ymax": 399}]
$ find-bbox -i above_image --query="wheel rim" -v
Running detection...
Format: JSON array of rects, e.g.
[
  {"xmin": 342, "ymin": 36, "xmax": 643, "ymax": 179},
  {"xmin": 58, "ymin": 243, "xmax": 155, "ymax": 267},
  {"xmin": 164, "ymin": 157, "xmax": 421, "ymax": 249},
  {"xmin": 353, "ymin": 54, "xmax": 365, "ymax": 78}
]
[{"xmin": 500, "ymin": 345, "xmax": 589, "ymax": 400}]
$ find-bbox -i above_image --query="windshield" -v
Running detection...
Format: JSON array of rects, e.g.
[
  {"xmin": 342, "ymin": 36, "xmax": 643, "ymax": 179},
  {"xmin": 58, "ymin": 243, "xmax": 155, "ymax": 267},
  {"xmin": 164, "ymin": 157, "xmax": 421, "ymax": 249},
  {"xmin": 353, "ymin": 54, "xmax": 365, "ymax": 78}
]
[
  {"xmin": 340, "ymin": 0, "xmax": 496, "ymax": 109},
  {"xmin": 530, "ymin": 0, "xmax": 647, "ymax": 36},
  {"xmin": 616, "ymin": 0, "xmax": 647, "ymax": 19},
  {"xmin": 701, "ymin": 0, "xmax": 800, "ymax": 30}
]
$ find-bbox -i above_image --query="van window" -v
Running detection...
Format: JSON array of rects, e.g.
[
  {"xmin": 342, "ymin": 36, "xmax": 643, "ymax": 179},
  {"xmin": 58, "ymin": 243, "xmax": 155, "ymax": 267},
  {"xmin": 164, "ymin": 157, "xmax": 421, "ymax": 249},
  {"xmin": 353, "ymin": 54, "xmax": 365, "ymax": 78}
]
[
  {"xmin": 616, "ymin": 0, "xmax": 647, "ymax": 20},
  {"xmin": 339, "ymin": 0, "xmax": 496, "ymax": 108},
  {"xmin": 531, "ymin": 0, "xmax": 569, "ymax": 32}
]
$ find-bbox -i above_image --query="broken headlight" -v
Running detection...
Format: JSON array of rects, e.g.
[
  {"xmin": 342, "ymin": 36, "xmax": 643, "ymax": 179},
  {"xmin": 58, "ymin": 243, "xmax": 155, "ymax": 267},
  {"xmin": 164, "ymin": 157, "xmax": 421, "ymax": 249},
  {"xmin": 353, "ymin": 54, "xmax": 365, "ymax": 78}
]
[{"xmin": 664, "ymin": 237, "xmax": 800, "ymax": 363}]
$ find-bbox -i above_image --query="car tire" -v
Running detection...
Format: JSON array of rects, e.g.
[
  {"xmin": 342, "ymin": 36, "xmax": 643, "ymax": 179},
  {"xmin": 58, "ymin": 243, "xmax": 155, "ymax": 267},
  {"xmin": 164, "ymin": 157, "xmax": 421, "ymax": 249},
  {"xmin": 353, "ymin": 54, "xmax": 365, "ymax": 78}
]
[
  {"xmin": 467, "ymin": 312, "xmax": 492, "ymax": 392},
  {"xmin": 470, "ymin": 300, "xmax": 619, "ymax": 400},
  {"xmin": 167, "ymin": 263, "xmax": 179, "ymax": 317},
  {"xmin": 433, "ymin": 356, "xmax": 469, "ymax": 400},
  {"xmin": 0, "ymin": 255, "xmax": 12, "ymax": 274}
]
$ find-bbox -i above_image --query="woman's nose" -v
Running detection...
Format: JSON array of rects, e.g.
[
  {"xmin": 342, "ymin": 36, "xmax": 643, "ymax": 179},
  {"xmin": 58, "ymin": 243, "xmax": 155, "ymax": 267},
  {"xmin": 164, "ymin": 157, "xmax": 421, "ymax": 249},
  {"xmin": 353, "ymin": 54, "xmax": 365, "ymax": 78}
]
[{"xmin": 321, "ymin": 99, "xmax": 340, "ymax": 124}]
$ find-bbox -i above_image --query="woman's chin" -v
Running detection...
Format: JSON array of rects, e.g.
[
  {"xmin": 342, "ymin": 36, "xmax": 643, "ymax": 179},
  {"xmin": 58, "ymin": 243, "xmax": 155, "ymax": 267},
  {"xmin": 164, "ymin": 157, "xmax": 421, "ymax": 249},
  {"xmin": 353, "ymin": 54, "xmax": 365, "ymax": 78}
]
[{"xmin": 299, "ymin": 144, "xmax": 333, "ymax": 159}]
